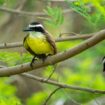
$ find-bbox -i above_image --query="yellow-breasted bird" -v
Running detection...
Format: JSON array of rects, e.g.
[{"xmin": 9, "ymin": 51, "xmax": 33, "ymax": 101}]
[{"xmin": 23, "ymin": 22, "xmax": 57, "ymax": 67}]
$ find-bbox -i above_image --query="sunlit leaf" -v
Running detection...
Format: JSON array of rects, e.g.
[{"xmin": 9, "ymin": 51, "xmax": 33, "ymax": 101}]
[{"xmin": 44, "ymin": 6, "xmax": 64, "ymax": 28}]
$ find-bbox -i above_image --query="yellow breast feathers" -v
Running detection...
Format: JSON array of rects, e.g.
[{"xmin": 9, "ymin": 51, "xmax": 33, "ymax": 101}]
[{"xmin": 24, "ymin": 32, "xmax": 54, "ymax": 55}]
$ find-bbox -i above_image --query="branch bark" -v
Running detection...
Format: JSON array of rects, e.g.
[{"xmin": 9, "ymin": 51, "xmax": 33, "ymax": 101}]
[
  {"xmin": 0, "ymin": 29, "xmax": 105, "ymax": 77},
  {"xmin": 21, "ymin": 73, "xmax": 105, "ymax": 94},
  {"xmin": 0, "ymin": 6, "xmax": 46, "ymax": 16},
  {"xmin": 0, "ymin": 34, "xmax": 92, "ymax": 49}
]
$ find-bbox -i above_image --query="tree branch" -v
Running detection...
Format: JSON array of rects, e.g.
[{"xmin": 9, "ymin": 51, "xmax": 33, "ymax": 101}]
[
  {"xmin": 43, "ymin": 87, "xmax": 61, "ymax": 105},
  {"xmin": 0, "ymin": 6, "xmax": 46, "ymax": 16},
  {"xmin": 0, "ymin": 42, "xmax": 22, "ymax": 49},
  {"xmin": 0, "ymin": 6, "xmax": 72, "ymax": 17},
  {"xmin": 0, "ymin": 0, "xmax": 27, "ymax": 30},
  {"xmin": 0, "ymin": 34, "xmax": 92, "ymax": 49},
  {"xmin": 21, "ymin": 73, "xmax": 105, "ymax": 94},
  {"xmin": 0, "ymin": 29, "xmax": 105, "ymax": 76}
]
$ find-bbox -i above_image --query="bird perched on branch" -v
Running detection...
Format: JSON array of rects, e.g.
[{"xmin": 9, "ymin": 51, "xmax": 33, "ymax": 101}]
[{"xmin": 23, "ymin": 22, "xmax": 57, "ymax": 67}]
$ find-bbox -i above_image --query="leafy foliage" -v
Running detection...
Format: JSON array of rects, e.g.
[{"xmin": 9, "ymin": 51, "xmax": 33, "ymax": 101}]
[
  {"xmin": 0, "ymin": 78, "xmax": 22, "ymax": 105},
  {"xmin": 27, "ymin": 92, "xmax": 48, "ymax": 105},
  {"xmin": 44, "ymin": 6, "xmax": 64, "ymax": 28},
  {"xmin": 0, "ymin": 52, "xmax": 32, "ymax": 66},
  {"xmin": 66, "ymin": 0, "xmax": 105, "ymax": 32},
  {"xmin": 66, "ymin": 0, "xmax": 90, "ymax": 19}
]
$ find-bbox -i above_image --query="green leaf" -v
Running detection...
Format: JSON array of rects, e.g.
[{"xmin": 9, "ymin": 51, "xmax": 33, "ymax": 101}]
[
  {"xmin": 66, "ymin": 0, "xmax": 90, "ymax": 19},
  {"xmin": 0, "ymin": 0, "xmax": 4, "ymax": 5},
  {"xmin": 44, "ymin": 6, "xmax": 64, "ymax": 28},
  {"xmin": 27, "ymin": 92, "xmax": 47, "ymax": 105}
]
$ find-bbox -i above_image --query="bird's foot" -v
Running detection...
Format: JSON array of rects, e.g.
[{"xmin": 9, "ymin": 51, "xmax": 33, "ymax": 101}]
[
  {"xmin": 30, "ymin": 56, "xmax": 36, "ymax": 68},
  {"xmin": 42, "ymin": 56, "xmax": 47, "ymax": 63},
  {"xmin": 38, "ymin": 54, "xmax": 47, "ymax": 63}
]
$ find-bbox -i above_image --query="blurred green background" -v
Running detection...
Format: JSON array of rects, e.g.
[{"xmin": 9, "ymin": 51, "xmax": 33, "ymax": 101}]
[{"xmin": 0, "ymin": 0, "xmax": 105, "ymax": 105}]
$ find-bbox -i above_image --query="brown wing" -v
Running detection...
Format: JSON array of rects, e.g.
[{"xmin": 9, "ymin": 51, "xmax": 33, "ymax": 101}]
[{"xmin": 44, "ymin": 31, "xmax": 57, "ymax": 54}]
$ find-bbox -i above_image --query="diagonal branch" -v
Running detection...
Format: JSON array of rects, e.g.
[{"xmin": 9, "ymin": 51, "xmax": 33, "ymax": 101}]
[
  {"xmin": 0, "ymin": 29, "xmax": 105, "ymax": 77},
  {"xmin": 43, "ymin": 87, "xmax": 61, "ymax": 105},
  {"xmin": 0, "ymin": 0, "xmax": 27, "ymax": 30},
  {"xmin": 21, "ymin": 73, "xmax": 105, "ymax": 94},
  {"xmin": 0, "ymin": 34, "xmax": 92, "ymax": 49}
]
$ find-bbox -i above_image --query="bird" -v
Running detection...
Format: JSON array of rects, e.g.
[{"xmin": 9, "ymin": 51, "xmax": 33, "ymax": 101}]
[
  {"xmin": 23, "ymin": 22, "xmax": 57, "ymax": 67},
  {"xmin": 102, "ymin": 56, "xmax": 105, "ymax": 72}
]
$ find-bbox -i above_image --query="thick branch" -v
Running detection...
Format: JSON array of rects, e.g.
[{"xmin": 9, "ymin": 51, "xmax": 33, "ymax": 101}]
[
  {"xmin": 22, "ymin": 73, "xmax": 105, "ymax": 94},
  {"xmin": 0, "ymin": 34, "xmax": 92, "ymax": 49},
  {"xmin": 0, "ymin": 29, "xmax": 105, "ymax": 76}
]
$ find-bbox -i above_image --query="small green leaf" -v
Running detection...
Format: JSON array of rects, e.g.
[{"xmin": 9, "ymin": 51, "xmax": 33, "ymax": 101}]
[{"xmin": 43, "ymin": 6, "xmax": 64, "ymax": 28}]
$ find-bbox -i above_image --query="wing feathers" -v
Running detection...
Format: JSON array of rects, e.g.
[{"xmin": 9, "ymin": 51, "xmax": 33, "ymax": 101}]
[{"xmin": 44, "ymin": 31, "xmax": 57, "ymax": 54}]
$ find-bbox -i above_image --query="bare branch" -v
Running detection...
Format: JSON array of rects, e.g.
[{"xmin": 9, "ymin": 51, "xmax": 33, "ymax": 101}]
[
  {"xmin": 0, "ymin": 42, "xmax": 22, "ymax": 49},
  {"xmin": 43, "ymin": 87, "xmax": 61, "ymax": 105},
  {"xmin": 45, "ymin": 64, "xmax": 57, "ymax": 81},
  {"xmin": 0, "ymin": 0, "xmax": 27, "ymax": 30},
  {"xmin": 21, "ymin": 73, "xmax": 105, "ymax": 94},
  {"xmin": 0, "ymin": 6, "xmax": 46, "ymax": 16},
  {"xmin": 0, "ymin": 34, "xmax": 92, "ymax": 49},
  {"xmin": 16, "ymin": 0, "xmax": 27, "ymax": 10},
  {"xmin": 0, "ymin": 6, "xmax": 72, "ymax": 17},
  {"xmin": 56, "ymin": 34, "xmax": 92, "ymax": 42},
  {"xmin": 0, "ymin": 29, "xmax": 105, "ymax": 76}
]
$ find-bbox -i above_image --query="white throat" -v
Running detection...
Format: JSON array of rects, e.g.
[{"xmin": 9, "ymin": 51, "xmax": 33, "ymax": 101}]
[{"xmin": 29, "ymin": 32, "xmax": 44, "ymax": 38}]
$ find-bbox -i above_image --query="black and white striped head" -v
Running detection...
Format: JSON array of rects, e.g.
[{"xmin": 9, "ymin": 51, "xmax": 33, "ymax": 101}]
[{"xmin": 23, "ymin": 22, "xmax": 45, "ymax": 33}]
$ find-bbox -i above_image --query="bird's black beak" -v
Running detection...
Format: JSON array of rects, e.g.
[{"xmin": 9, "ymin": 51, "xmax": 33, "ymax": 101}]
[{"xmin": 23, "ymin": 27, "xmax": 32, "ymax": 32}]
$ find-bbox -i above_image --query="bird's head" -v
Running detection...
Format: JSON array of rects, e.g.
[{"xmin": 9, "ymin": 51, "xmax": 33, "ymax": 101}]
[{"xmin": 23, "ymin": 22, "xmax": 45, "ymax": 33}]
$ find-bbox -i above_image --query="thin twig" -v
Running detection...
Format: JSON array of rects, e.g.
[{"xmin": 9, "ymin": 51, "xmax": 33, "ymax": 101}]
[
  {"xmin": 0, "ymin": 6, "xmax": 72, "ymax": 17},
  {"xmin": 21, "ymin": 73, "xmax": 105, "ymax": 94},
  {"xmin": 59, "ymin": 32, "xmax": 78, "ymax": 37},
  {"xmin": 46, "ymin": 64, "xmax": 57, "ymax": 81},
  {"xmin": 0, "ymin": 6, "xmax": 46, "ymax": 16},
  {"xmin": 43, "ymin": 87, "xmax": 61, "ymax": 105},
  {"xmin": 0, "ymin": 63, "xmax": 105, "ymax": 94},
  {"xmin": 0, "ymin": 34, "xmax": 93, "ymax": 49},
  {"xmin": 0, "ymin": 0, "xmax": 27, "ymax": 30}
]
